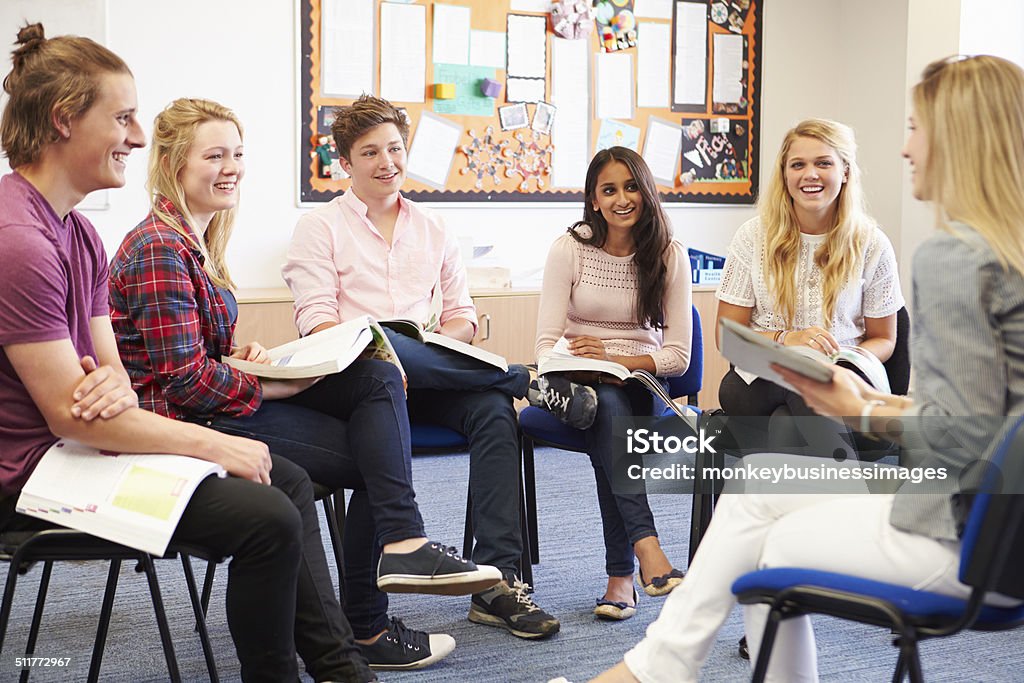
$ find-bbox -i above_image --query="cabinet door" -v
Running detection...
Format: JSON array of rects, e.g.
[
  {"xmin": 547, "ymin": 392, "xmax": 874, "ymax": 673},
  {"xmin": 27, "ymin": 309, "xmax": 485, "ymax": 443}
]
[
  {"xmin": 471, "ymin": 294, "xmax": 540, "ymax": 365},
  {"xmin": 235, "ymin": 301, "xmax": 299, "ymax": 349},
  {"xmin": 692, "ymin": 290, "xmax": 728, "ymax": 409}
]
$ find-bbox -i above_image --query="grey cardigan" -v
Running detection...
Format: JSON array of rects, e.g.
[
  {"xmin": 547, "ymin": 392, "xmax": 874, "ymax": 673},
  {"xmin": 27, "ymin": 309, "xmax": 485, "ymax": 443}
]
[{"xmin": 890, "ymin": 223, "xmax": 1024, "ymax": 541}]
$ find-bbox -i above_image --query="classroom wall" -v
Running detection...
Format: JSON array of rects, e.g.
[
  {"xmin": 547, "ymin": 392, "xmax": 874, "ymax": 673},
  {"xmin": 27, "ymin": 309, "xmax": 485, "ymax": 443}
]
[
  {"xmin": 94, "ymin": 0, "xmax": 848, "ymax": 290},
  {"xmin": 0, "ymin": 0, "xmax": 980, "ymax": 291}
]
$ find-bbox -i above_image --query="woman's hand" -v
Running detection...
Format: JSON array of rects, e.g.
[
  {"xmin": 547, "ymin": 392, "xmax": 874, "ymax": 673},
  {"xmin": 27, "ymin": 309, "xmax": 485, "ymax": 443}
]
[
  {"xmin": 569, "ymin": 336, "xmax": 609, "ymax": 360},
  {"xmin": 774, "ymin": 364, "xmax": 871, "ymax": 421},
  {"xmin": 230, "ymin": 342, "xmax": 270, "ymax": 365},
  {"xmin": 71, "ymin": 355, "xmax": 139, "ymax": 420},
  {"xmin": 784, "ymin": 326, "xmax": 840, "ymax": 356}
]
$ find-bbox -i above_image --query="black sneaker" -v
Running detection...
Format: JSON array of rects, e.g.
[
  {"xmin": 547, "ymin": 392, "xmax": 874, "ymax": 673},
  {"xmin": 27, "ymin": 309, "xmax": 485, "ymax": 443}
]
[
  {"xmin": 528, "ymin": 375, "xmax": 598, "ymax": 429},
  {"xmin": 377, "ymin": 541, "xmax": 502, "ymax": 595},
  {"xmin": 468, "ymin": 578, "xmax": 561, "ymax": 639},
  {"xmin": 356, "ymin": 617, "xmax": 455, "ymax": 671}
]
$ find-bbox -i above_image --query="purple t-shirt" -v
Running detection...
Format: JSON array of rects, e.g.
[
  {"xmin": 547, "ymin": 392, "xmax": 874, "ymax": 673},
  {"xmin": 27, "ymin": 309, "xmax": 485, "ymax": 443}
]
[{"xmin": 0, "ymin": 172, "xmax": 109, "ymax": 496}]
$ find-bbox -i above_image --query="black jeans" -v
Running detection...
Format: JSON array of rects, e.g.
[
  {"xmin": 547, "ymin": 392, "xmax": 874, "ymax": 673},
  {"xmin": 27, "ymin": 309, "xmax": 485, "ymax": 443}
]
[
  {"xmin": 718, "ymin": 367, "xmax": 891, "ymax": 460},
  {"xmin": 382, "ymin": 329, "xmax": 529, "ymax": 579},
  {"xmin": 202, "ymin": 359, "xmax": 425, "ymax": 641},
  {"xmin": 0, "ymin": 455, "xmax": 374, "ymax": 683}
]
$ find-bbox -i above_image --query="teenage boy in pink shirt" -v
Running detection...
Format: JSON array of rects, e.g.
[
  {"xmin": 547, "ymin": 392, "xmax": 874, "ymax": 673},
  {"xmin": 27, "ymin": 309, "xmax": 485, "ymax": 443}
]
[{"xmin": 283, "ymin": 95, "xmax": 559, "ymax": 640}]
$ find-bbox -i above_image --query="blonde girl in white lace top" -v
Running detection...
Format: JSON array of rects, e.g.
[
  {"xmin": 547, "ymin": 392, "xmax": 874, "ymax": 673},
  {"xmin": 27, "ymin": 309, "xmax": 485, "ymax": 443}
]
[{"xmin": 716, "ymin": 119, "xmax": 904, "ymax": 419}]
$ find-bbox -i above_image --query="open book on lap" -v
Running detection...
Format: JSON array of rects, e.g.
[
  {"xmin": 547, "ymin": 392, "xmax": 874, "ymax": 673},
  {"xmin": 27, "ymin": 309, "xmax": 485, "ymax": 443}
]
[
  {"xmin": 378, "ymin": 319, "xmax": 509, "ymax": 372},
  {"xmin": 16, "ymin": 440, "xmax": 226, "ymax": 556},
  {"xmin": 719, "ymin": 318, "xmax": 890, "ymax": 393},
  {"xmin": 224, "ymin": 315, "xmax": 405, "ymax": 379},
  {"xmin": 538, "ymin": 346, "xmax": 698, "ymax": 430}
]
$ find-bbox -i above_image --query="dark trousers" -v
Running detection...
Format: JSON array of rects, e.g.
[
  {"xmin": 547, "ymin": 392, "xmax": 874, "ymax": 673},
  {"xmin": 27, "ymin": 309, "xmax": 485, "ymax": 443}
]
[
  {"xmin": 719, "ymin": 367, "xmax": 889, "ymax": 460},
  {"xmin": 586, "ymin": 380, "xmax": 663, "ymax": 577},
  {"xmin": 0, "ymin": 455, "xmax": 374, "ymax": 683},
  {"xmin": 203, "ymin": 359, "xmax": 424, "ymax": 641},
  {"xmin": 385, "ymin": 329, "xmax": 528, "ymax": 579}
]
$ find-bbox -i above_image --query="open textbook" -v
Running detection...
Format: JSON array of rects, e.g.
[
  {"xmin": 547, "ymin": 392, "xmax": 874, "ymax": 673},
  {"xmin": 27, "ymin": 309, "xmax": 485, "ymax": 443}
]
[
  {"xmin": 224, "ymin": 315, "xmax": 404, "ymax": 380},
  {"xmin": 538, "ymin": 342, "xmax": 699, "ymax": 431},
  {"xmin": 379, "ymin": 319, "xmax": 509, "ymax": 372},
  {"xmin": 719, "ymin": 318, "xmax": 890, "ymax": 393},
  {"xmin": 16, "ymin": 440, "xmax": 226, "ymax": 556}
]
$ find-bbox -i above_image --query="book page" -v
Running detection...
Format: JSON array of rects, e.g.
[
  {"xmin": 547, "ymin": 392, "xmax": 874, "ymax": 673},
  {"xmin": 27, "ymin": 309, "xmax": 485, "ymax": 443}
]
[{"xmin": 719, "ymin": 319, "xmax": 834, "ymax": 391}]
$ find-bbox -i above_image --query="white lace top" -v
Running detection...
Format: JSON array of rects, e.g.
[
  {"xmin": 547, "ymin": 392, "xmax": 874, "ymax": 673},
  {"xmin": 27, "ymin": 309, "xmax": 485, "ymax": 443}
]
[{"xmin": 716, "ymin": 216, "xmax": 904, "ymax": 345}]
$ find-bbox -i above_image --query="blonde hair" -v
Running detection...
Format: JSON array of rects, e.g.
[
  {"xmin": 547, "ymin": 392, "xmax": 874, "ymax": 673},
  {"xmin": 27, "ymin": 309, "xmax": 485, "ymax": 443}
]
[
  {"xmin": 912, "ymin": 55, "xmax": 1024, "ymax": 276},
  {"xmin": 760, "ymin": 118, "xmax": 873, "ymax": 327},
  {"xmin": 2, "ymin": 23, "xmax": 130, "ymax": 168},
  {"xmin": 147, "ymin": 98, "xmax": 242, "ymax": 289}
]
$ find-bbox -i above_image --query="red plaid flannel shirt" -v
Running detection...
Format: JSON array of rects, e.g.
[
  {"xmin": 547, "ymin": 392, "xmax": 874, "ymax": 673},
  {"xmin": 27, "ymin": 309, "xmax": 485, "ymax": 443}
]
[{"xmin": 108, "ymin": 200, "xmax": 262, "ymax": 419}]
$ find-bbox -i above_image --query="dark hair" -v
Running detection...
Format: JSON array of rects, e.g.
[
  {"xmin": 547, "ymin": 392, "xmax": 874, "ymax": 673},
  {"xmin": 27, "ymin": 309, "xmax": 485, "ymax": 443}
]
[
  {"xmin": 2, "ymin": 23, "xmax": 131, "ymax": 167},
  {"xmin": 331, "ymin": 94, "xmax": 409, "ymax": 160},
  {"xmin": 569, "ymin": 146, "xmax": 672, "ymax": 329}
]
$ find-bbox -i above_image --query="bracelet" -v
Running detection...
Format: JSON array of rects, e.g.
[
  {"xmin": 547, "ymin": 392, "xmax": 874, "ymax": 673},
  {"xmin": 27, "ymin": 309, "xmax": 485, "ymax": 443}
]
[
  {"xmin": 773, "ymin": 329, "xmax": 789, "ymax": 344},
  {"xmin": 860, "ymin": 399, "xmax": 887, "ymax": 435}
]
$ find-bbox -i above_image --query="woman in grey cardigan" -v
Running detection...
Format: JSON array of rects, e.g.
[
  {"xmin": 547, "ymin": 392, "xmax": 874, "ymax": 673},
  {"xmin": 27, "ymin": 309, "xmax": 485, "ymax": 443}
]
[{"xmin": 588, "ymin": 54, "xmax": 1024, "ymax": 683}]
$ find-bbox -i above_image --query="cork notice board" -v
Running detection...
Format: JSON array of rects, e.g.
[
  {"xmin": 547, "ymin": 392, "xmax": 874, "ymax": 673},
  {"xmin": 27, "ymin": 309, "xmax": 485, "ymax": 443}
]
[{"xmin": 299, "ymin": 0, "xmax": 763, "ymax": 204}]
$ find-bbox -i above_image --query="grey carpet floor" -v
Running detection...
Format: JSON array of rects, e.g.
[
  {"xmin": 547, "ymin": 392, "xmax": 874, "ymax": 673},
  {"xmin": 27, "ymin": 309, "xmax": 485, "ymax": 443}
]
[{"xmin": 3, "ymin": 447, "xmax": 1023, "ymax": 682}]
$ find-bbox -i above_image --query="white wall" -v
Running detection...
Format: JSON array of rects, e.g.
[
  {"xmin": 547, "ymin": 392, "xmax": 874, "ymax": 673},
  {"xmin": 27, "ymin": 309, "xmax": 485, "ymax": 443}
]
[
  {"xmin": 960, "ymin": 0, "xmax": 1024, "ymax": 67},
  {"xmin": 896, "ymin": 0, "xmax": 963, "ymax": 291},
  {"xmin": 0, "ymin": 1, "xmax": 976, "ymax": 290}
]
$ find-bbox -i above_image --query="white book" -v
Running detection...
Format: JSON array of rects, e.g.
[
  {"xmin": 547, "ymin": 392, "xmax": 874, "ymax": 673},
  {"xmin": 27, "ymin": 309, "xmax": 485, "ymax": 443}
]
[
  {"xmin": 538, "ymin": 343, "xmax": 699, "ymax": 430},
  {"xmin": 379, "ymin": 319, "xmax": 509, "ymax": 372},
  {"xmin": 224, "ymin": 315, "xmax": 405, "ymax": 379},
  {"xmin": 719, "ymin": 318, "xmax": 890, "ymax": 393},
  {"xmin": 16, "ymin": 440, "xmax": 226, "ymax": 556}
]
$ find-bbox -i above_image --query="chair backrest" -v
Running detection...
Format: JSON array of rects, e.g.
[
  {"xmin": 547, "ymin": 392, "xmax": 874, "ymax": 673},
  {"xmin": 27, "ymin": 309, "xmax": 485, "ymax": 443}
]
[
  {"xmin": 959, "ymin": 413, "xmax": 1024, "ymax": 598},
  {"xmin": 883, "ymin": 306, "xmax": 911, "ymax": 396},
  {"xmin": 667, "ymin": 305, "xmax": 703, "ymax": 403}
]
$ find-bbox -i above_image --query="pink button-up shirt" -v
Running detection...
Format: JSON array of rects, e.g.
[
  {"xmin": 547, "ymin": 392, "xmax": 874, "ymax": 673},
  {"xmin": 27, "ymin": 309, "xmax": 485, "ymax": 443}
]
[{"xmin": 283, "ymin": 189, "xmax": 477, "ymax": 336}]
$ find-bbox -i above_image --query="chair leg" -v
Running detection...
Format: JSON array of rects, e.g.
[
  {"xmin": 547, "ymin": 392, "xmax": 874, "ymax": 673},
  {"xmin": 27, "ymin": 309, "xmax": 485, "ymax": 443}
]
[
  {"xmin": 139, "ymin": 555, "xmax": 181, "ymax": 683},
  {"xmin": 893, "ymin": 646, "xmax": 908, "ymax": 682},
  {"xmin": 751, "ymin": 608, "xmax": 783, "ymax": 683},
  {"xmin": 86, "ymin": 559, "xmax": 122, "ymax": 683},
  {"xmin": 463, "ymin": 485, "xmax": 475, "ymax": 560},
  {"xmin": 0, "ymin": 558, "xmax": 24, "ymax": 657},
  {"xmin": 19, "ymin": 560, "xmax": 54, "ymax": 683},
  {"xmin": 522, "ymin": 435, "xmax": 539, "ymax": 564},
  {"xmin": 200, "ymin": 559, "xmax": 217, "ymax": 619},
  {"xmin": 320, "ymin": 494, "xmax": 347, "ymax": 609},
  {"xmin": 518, "ymin": 472, "xmax": 534, "ymax": 587},
  {"xmin": 181, "ymin": 555, "xmax": 219, "ymax": 682},
  {"xmin": 905, "ymin": 640, "xmax": 924, "ymax": 683},
  {"xmin": 689, "ymin": 450, "xmax": 711, "ymax": 564}
]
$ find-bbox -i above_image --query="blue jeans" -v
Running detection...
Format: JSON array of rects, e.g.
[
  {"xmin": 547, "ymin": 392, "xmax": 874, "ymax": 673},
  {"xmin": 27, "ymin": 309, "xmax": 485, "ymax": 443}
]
[
  {"xmin": 203, "ymin": 359, "xmax": 424, "ymax": 640},
  {"xmin": 386, "ymin": 329, "xmax": 527, "ymax": 578},
  {"xmin": 586, "ymin": 380, "xmax": 666, "ymax": 577}
]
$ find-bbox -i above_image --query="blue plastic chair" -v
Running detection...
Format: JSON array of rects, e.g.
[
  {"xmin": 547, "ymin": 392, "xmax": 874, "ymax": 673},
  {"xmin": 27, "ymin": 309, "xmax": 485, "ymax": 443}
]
[
  {"xmin": 732, "ymin": 414, "xmax": 1024, "ymax": 682},
  {"xmin": 518, "ymin": 305, "xmax": 705, "ymax": 565}
]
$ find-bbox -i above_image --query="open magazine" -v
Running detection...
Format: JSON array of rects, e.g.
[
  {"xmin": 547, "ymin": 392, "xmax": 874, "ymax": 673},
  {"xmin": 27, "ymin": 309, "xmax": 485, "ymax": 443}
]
[
  {"xmin": 719, "ymin": 318, "xmax": 890, "ymax": 393},
  {"xmin": 224, "ymin": 315, "xmax": 404, "ymax": 379},
  {"xmin": 17, "ymin": 440, "xmax": 226, "ymax": 556},
  {"xmin": 379, "ymin": 319, "xmax": 509, "ymax": 372},
  {"xmin": 538, "ymin": 343, "xmax": 699, "ymax": 431}
]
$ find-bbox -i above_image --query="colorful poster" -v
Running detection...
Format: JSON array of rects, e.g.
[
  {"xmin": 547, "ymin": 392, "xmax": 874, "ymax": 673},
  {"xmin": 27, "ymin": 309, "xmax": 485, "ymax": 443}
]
[
  {"xmin": 596, "ymin": 119, "xmax": 641, "ymax": 152},
  {"xmin": 432, "ymin": 64, "xmax": 498, "ymax": 117},
  {"xmin": 679, "ymin": 117, "xmax": 748, "ymax": 186}
]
